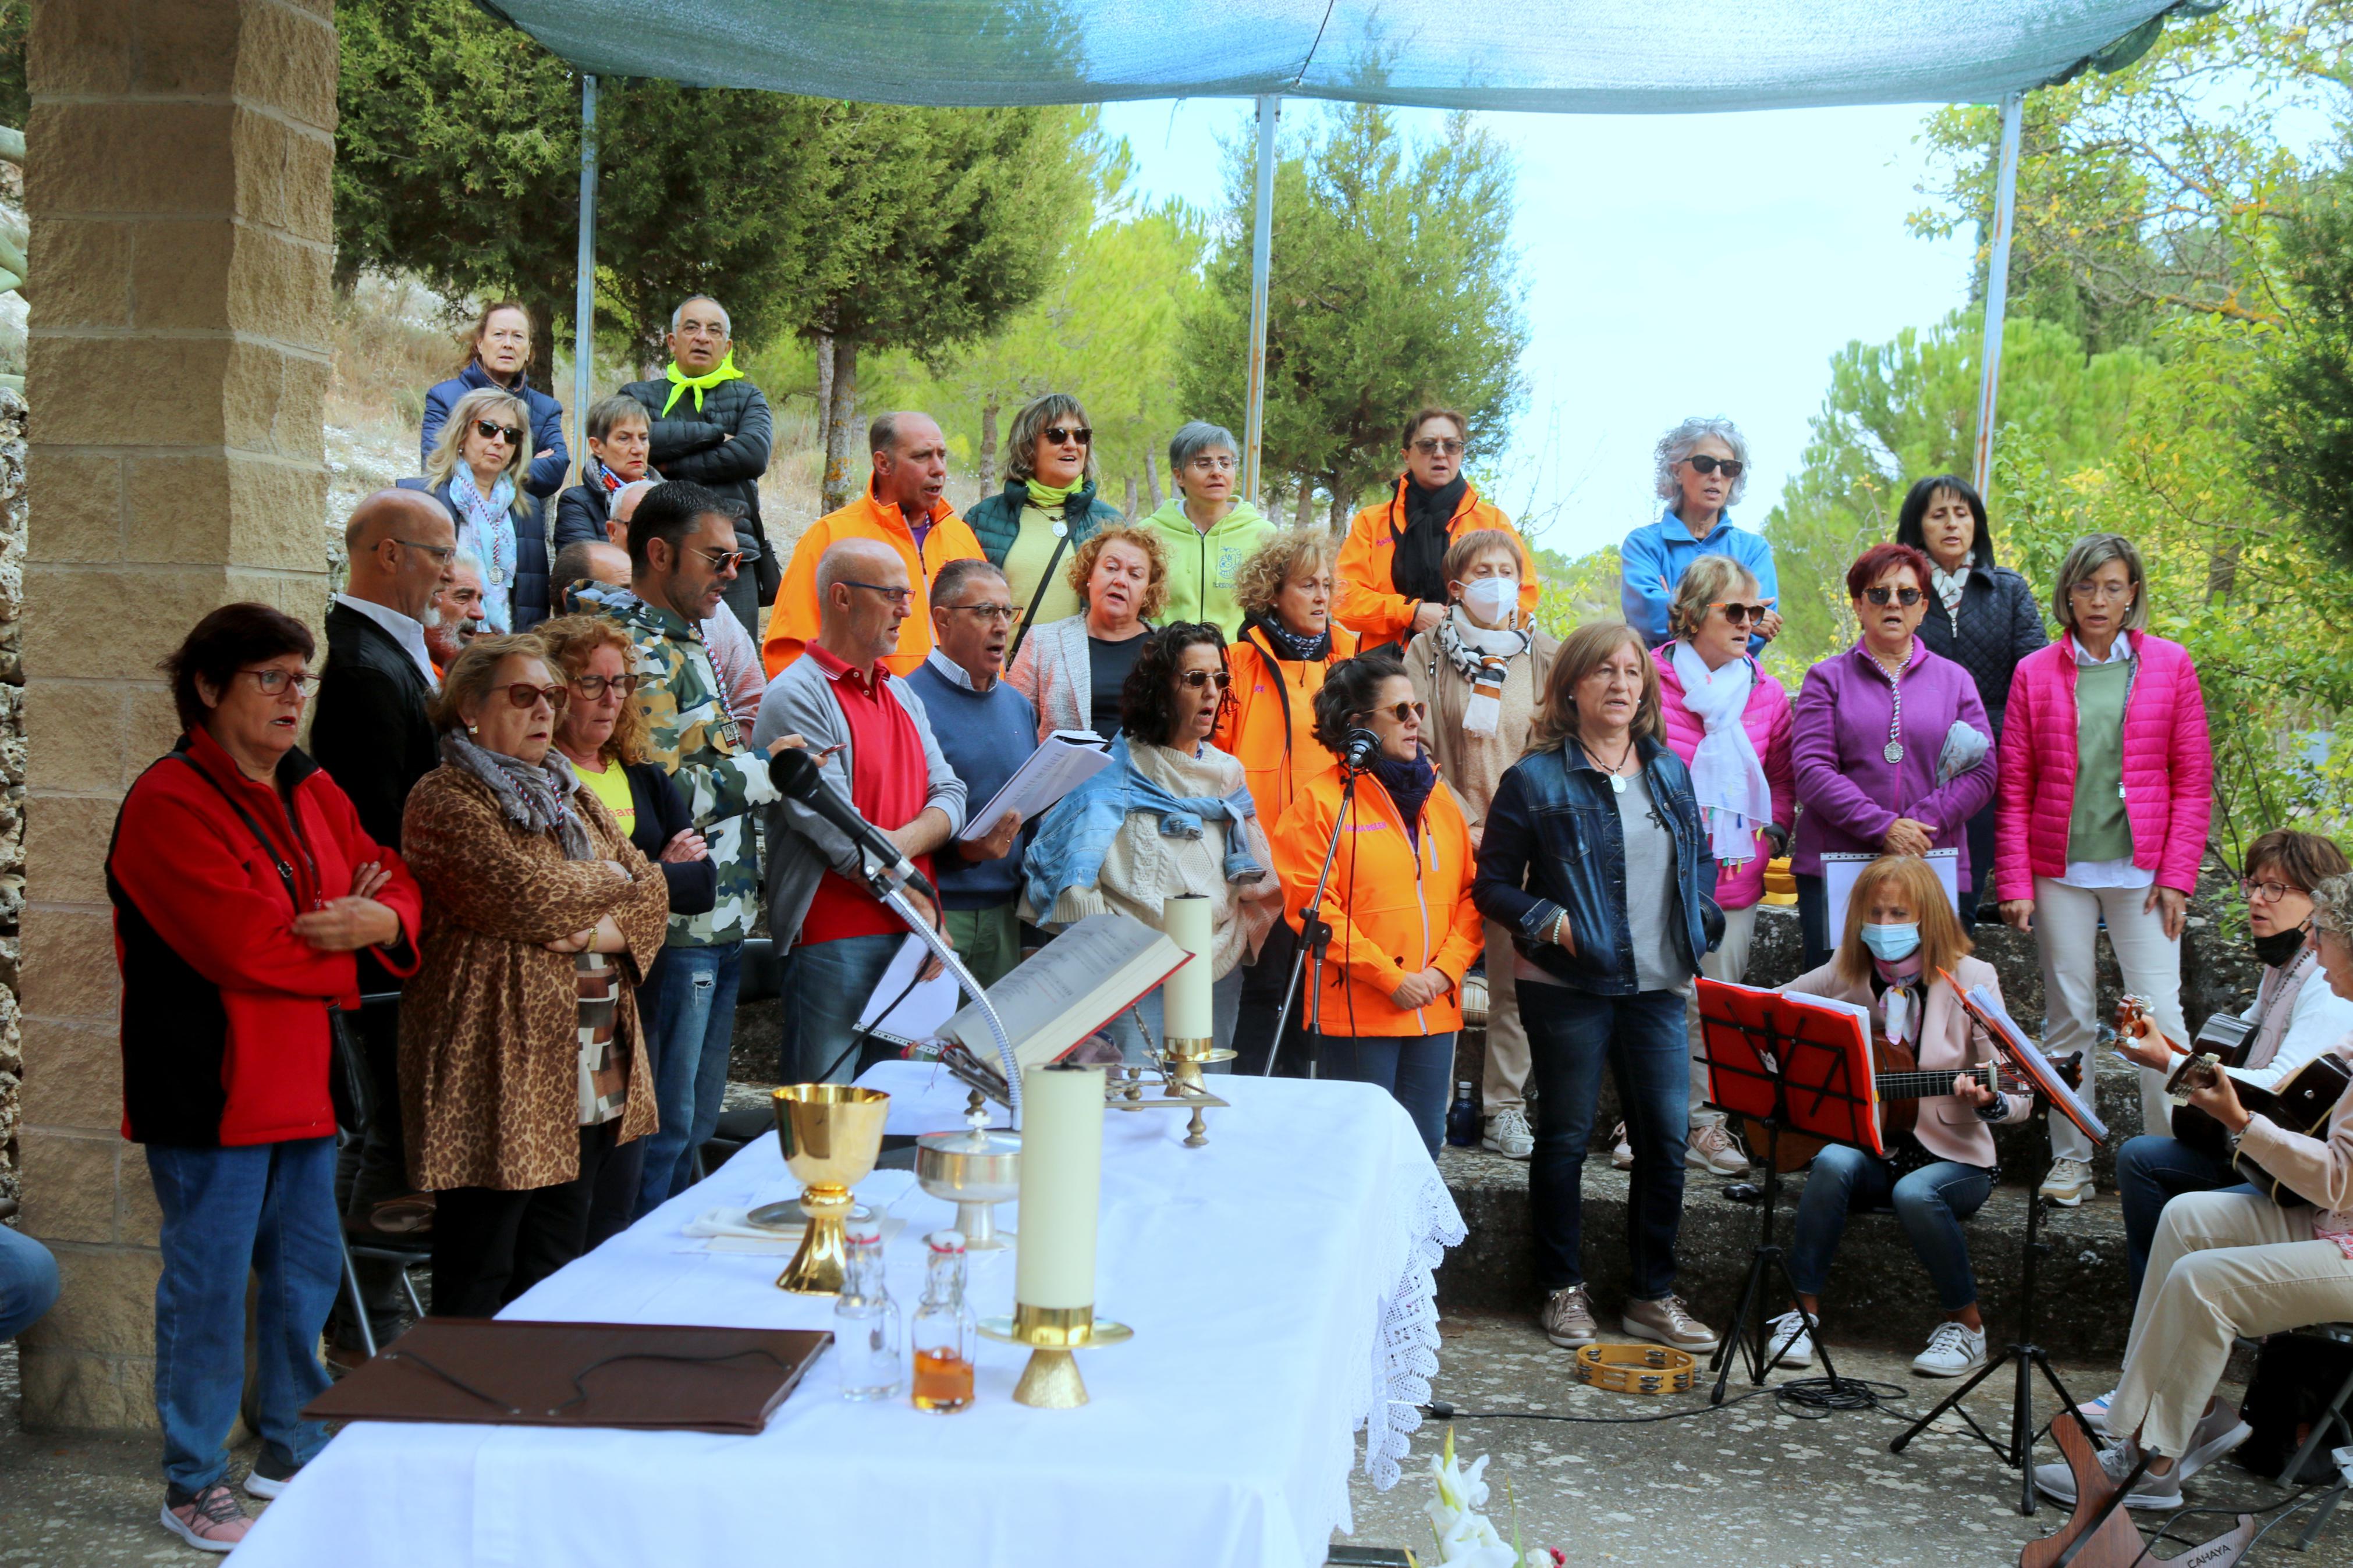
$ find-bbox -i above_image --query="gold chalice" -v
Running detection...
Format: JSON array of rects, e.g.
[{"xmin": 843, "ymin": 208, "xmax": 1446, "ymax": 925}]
[{"xmin": 771, "ymin": 1084, "xmax": 892, "ymax": 1294}]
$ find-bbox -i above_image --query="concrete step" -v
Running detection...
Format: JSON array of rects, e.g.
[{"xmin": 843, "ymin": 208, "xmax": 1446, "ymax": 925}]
[{"xmin": 1435, "ymin": 1142, "xmax": 2136, "ymax": 1362}]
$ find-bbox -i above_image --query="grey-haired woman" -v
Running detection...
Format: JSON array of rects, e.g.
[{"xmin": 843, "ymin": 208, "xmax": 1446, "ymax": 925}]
[
  {"xmin": 1619, "ymin": 417, "xmax": 1779, "ymax": 653},
  {"xmin": 963, "ymin": 393, "xmax": 1126, "ymax": 655},
  {"xmin": 1140, "ymin": 421, "xmax": 1274, "ymax": 639}
]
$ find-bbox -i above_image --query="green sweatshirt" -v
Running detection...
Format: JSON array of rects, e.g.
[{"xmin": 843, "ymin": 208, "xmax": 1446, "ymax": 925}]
[{"xmin": 1142, "ymin": 496, "xmax": 1275, "ymax": 639}]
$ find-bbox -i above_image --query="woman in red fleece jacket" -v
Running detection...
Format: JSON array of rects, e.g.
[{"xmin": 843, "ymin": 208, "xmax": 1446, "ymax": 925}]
[{"xmin": 108, "ymin": 604, "xmax": 422, "ymax": 1551}]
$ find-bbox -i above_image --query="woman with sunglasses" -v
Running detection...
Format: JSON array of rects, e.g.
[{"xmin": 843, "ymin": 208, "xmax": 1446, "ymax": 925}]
[
  {"xmin": 1894, "ymin": 474, "xmax": 2047, "ymax": 927},
  {"xmin": 409, "ymin": 385, "xmax": 550, "ymax": 632},
  {"xmin": 1269, "ymin": 653, "xmax": 1484, "ymax": 1156},
  {"xmin": 966, "ymin": 393, "xmax": 1126, "ymax": 646},
  {"xmin": 536, "ymin": 616, "xmax": 715, "ymax": 1245},
  {"xmin": 1336, "ymin": 407, "xmax": 1537, "ymax": 655},
  {"xmin": 1619, "ymin": 417, "xmax": 1781, "ymax": 653},
  {"xmin": 398, "ymin": 634, "xmax": 670, "ymax": 1320},
  {"xmin": 1995, "ymin": 532, "xmax": 2212, "ymax": 1209},
  {"xmin": 1791, "ymin": 542, "xmax": 1996, "ymax": 973},
  {"xmin": 1021, "ymin": 623, "xmax": 1283, "ymax": 1062}
]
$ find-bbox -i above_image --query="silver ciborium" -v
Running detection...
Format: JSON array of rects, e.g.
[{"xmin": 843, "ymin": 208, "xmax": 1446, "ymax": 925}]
[{"xmin": 914, "ymin": 1092, "xmax": 1020, "ymax": 1250}]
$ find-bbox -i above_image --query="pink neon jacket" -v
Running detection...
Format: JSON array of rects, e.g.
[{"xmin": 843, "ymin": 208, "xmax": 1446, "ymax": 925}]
[
  {"xmin": 1652, "ymin": 645, "xmax": 1795, "ymax": 912},
  {"xmin": 1993, "ymin": 630, "xmax": 2212, "ymax": 902}
]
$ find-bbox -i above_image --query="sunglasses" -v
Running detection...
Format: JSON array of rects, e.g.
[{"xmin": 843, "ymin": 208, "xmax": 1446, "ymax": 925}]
[
  {"xmin": 693, "ymin": 546, "xmax": 757, "ymax": 572},
  {"xmin": 241, "ymin": 667, "xmax": 317, "ymax": 696},
  {"xmin": 1365, "ymin": 700, "xmax": 1428, "ymax": 724},
  {"xmin": 474, "ymin": 419, "xmax": 524, "ymax": 445},
  {"xmin": 1177, "ymin": 669, "xmax": 1233, "ymax": 692},
  {"xmin": 569, "ymin": 672, "xmax": 639, "ymax": 699},
  {"xmin": 1709, "ymin": 600, "xmax": 1774, "ymax": 626},
  {"xmin": 1411, "ymin": 438, "xmax": 1465, "ymax": 457},
  {"xmin": 1044, "ymin": 425, "xmax": 1092, "ymax": 446},
  {"xmin": 1863, "ymin": 586, "xmax": 1923, "ymax": 607},
  {"xmin": 498, "ymin": 682, "xmax": 569, "ymax": 712},
  {"xmin": 1685, "ymin": 454, "xmax": 1744, "ymax": 478}
]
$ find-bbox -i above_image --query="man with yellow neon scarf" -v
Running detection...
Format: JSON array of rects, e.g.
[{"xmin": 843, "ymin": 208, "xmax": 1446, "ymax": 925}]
[{"xmin": 621, "ymin": 295, "xmax": 775, "ymax": 635}]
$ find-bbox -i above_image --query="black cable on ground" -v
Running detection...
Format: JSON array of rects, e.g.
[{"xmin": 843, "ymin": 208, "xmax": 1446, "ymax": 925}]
[{"xmin": 1424, "ymin": 1374, "xmax": 1910, "ymax": 1427}]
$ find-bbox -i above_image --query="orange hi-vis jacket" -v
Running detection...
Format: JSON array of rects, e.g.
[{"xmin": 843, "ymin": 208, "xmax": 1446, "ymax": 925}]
[
  {"xmin": 1335, "ymin": 478, "xmax": 1539, "ymax": 646},
  {"xmin": 1214, "ymin": 622, "xmax": 1360, "ymax": 834},
  {"xmin": 1269, "ymin": 763, "xmax": 1485, "ymax": 1040},
  {"xmin": 761, "ymin": 485, "xmax": 986, "ymax": 678}
]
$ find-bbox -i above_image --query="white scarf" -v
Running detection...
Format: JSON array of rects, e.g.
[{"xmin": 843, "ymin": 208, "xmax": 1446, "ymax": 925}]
[
  {"xmin": 1669, "ymin": 639, "xmax": 1773, "ymax": 866},
  {"xmin": 1435, "ymin": 607, "xmax": 1534, "ymax": 736},
  {"xmin": 1931, "ymin": 563, "xmax": 1971, "ymax": 618}
]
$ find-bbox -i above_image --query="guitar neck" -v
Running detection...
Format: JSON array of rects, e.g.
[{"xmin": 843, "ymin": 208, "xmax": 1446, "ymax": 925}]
[{"xmin": 1876, "ymin": 1066, "xmax": 2001, "ymax": 1100}]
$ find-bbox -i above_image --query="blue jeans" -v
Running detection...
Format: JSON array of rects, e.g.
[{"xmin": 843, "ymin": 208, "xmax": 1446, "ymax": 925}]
[
  {"xmin": 0, "ymin": 1221, "xmax": 59, "ymax": 1342},
  {"xmin": 1521, "ymin": 983, "xmax": 1690, "ymax": 1300},
  {"xmin": 1312, "ymin": 1033, "xmax": 1454, "ymax": 1159},
  {"xmin": 2117, "ymin": 1134, "xmax": 2251, "ymax": 1298},
  {"xmin": 1786, "ymin": 1144, "xmax": 1993, "ymax": 1311},
  {"xmin": 633, "ymin": 939, "xmax": 743, "ymax": 1218},
  {"xmin": 145, "ymin": 1136, "xmax": 340, "ymax": 1496},
  {"xmin": 781, "ymin": 933, "xmax": 904, "ymax": 1085}
]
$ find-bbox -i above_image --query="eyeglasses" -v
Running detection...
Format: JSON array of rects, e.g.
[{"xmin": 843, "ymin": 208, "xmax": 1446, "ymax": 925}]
[
  {"xmin": 395, "ymin": 538, "xmax": 456, "ymax": 566},
  {"xmin": 1365, "ymin": 700, "xmax": 1428, "ymax": 724},
  {"xmin": 497, "ymin": 683, "xmax": 569, "ymax": 712},
  {"xmin": 474, "ymin": 420, "xmax": 523, "ymax": 445},
  {"xmin": 1863, "ymin": 586, "xmax": 1924, "ymax": 607},
  {"xmin": 1043, "ymin": 425, "xmax": 1092, "ymax": 446},
  {"xmin": 693, "ymin": 546, "xmax": 756, "ymax": 572},
  {"xmin": 2068, "ymin": 581, "xmax": 2136, "ymax": 603},
  {"xmin": 1710, "ymin": 600, "xmax": 1774, "ymax": 625},
  {"xmin": 950, "ymin": 603, "xmax": 1017, "ymax": 624},
  {"xmin": 840, "ymin": 580, "xmax": 915, "ymax": 606},
  {"xmin": 1177, "ymin": 669, "xmax": 1233, "ymax": 692},
  {"xmin": 569, "ymin": 672, "xmax": 639, "ymax": 699},
  {"xmin": 1411, "ymin": 438, "xmax": 1465, "ymax": 457},
  {"xmin": 1685, "ymin": 454, "xmax": 1744, "ymax": 478},
  {"xmin": 2241, "ymin": 877, "xmax": 2299, "ymax": 904},
  {"xmin": 241, "ymin": 668, "xmax": 317, "ymax": 696},
  {"xmin": 1187, "ymin": 454, "xmax": 1237, "ymax": 472}
]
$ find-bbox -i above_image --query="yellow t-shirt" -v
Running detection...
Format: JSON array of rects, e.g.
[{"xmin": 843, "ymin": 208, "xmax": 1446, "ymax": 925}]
[
  {"xmin": 1001, "ymin": 504, "xmax": 1084, "ymax": 635},
  {"xmin": 580, "ymin": 758, "xmax": 636, "ymax": 843}
]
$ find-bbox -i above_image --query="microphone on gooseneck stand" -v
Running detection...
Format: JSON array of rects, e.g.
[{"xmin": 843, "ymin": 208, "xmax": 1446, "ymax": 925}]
[
  {"xmin": 768, "ymin": 745, "xmax": 938, "ymax": 903},
  {"xmin": 1342, "ymin": 727, "xmax": 1382, "ymax": 773}
]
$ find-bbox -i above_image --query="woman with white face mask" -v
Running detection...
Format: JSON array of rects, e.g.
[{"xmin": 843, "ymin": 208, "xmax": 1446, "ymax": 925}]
[
  {"xmin": 1406, "ymin": 529, "xmax": 1557, "ymax": 1159},
  {"xmin": 1763, "ymin": 855, "xmax": 2029, "ymax": 1381}
]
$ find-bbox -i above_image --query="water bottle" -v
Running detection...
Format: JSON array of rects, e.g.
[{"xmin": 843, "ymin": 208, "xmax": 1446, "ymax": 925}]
[
  {"xmin": 832, "ymin": 1217, "xmax": 904, "ymax": 1401},
  {"xmin": 1445, "ymin": 1080, "xmax": 1479, "ymax": 1148}
]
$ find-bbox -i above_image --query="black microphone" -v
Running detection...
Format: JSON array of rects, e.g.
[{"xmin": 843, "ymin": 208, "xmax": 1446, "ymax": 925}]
[
  {"xmin": 769, "ymin": 745, "xmax": 937, "ymax": 899},
  {"xmin": 1342, "ymin": 727, "xmax": 1382, "ymax": 772}
]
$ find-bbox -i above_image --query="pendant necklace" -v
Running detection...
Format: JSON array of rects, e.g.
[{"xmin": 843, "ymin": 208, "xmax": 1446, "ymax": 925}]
[
  {"xmin": 1584, "ymin": 734, "xmax": 1637, "ymax": 794},
  {"xmin": 1869, "ymin": 643, "xmax": 1910, "ymax": 764}
]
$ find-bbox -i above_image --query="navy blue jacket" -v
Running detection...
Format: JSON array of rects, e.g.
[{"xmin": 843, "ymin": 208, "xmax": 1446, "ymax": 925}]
[
  {"xmin": 420, "ymin": 363, "xmax": 569, "ymax": 500},
  {"xmin": 1474, "ymin": 734, "xmax": 1723, "ymax": 995}
]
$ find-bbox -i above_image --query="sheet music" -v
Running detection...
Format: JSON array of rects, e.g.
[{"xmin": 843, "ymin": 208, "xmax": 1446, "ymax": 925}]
[
  {"xmin": 1960, "ymin": 982, "xmax": 2108, "ymax": 1143},
  {"xmin": 954, "ymin": 730, "xmax": 1114, "ymax": 840}
]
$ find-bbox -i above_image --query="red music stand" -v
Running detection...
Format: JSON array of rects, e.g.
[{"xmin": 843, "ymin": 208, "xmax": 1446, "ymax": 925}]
[{"xmin": 1695, "ymin": 979, "xmax": 1883, "ymax": 1404}]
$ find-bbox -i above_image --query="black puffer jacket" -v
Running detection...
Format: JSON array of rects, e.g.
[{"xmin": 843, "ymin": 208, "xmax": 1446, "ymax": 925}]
[
  {"xmin": 619, "ymin": 376, "xmax": 773, "ymax": 565},
  {"xmin": 1917, "ymin": 564, "xmax": 2047, "ymax": 735}
]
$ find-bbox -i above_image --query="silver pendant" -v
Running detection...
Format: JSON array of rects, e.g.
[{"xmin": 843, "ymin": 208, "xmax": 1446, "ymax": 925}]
[
  {"xmin": 1051, "ymin": 520, "xmax": 1068, "ymax": 539},
  {"xmin": 1610, "ymin": 773, "xmax": 1628, "ymax": 795},
  {"xmin": 1883, "ymin": 741, "xmax": 1904, "ymax": 763}
]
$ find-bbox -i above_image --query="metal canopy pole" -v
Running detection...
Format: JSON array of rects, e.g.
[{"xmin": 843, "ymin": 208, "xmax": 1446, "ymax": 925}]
[
  {"xmin": 1242, "ymin": 95, "xmax": 1279, "ymax": 508},
  {"xmin": 1971, "ymin": 91, "xmax": 2024, "ymax": 500},
  {"xmin": 573, "ymin": 73, "xmax": 599, "ymax": 440}
]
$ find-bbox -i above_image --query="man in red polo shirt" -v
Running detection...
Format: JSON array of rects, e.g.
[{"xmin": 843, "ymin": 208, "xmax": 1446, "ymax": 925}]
[{"xmin": 754, "ymin": 537, "xmax": 969, "ymax": 1082}]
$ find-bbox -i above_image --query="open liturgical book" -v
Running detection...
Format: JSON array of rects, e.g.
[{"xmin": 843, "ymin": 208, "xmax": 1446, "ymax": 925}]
[{"xmin": 927, "ymin": 913, "xmax": 1193, "ymax": 1103}]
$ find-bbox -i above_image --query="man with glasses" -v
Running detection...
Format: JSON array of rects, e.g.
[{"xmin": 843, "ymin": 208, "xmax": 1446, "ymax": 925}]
[
  {"xmin": 1620, "ymin": 416, "xmax": 1781, "ymax": 655},
  {"xmin": 762, "ymin": 410, "xmax": 985, "ymax": 679},
  {"xmin": 905, "ymin": 558, "xmax": 1037, "ymax": 988},
  {"xmin": 592, "ymin": 479, "xmax": 764, "ymax": 726},
  {"xmin": 577, "ymin": 481, "xmax": 813, "ymax": 1214},
  {"xmin": 620, "ymin": 296, "xmax": 776, "ymax": 637},
  {"xmin": 754, "ymin": 538, "xmax": 968, "ymax": 1082}
]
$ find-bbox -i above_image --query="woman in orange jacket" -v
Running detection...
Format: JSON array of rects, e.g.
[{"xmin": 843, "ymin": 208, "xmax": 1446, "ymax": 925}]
[
  {"xmin": 1335, "ymin": 407, "xmax": 1539, "ymax": 653},
  {"xmin": 1219, "ymin": 527, "xmax": 1359, "ymax": 1076},
  {"xmin": 1270, "ymin": 651, "xmax": 1485, "ymax": 1155}
]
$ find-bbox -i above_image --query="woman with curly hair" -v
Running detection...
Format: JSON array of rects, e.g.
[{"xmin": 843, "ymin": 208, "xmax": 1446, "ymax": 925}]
[
  {"xmin": 1005, "ymin": 521, "xmax": 1168, "ymax": 741},
  {"xmin": 1020, "ymin": 622, "xmax": 1283, "ymax": 1060}
]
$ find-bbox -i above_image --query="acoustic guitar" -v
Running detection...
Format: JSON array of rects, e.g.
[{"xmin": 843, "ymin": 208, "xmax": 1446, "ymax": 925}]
[
  {"xmin": 2017, "ymin": 1411, "xmax": 2148, "ymax": 1568},
  {"xmin": 1745, "ymin": 1032, "xmax": 2031, "ymax": 1174},
  {"xmin": 2169, "ymin": 1051, "xmax": 2352, "ymax": 1207}
]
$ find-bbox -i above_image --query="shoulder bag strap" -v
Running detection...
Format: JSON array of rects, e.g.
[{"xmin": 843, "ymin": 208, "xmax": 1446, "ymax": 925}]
[{"xmin": 1005, "ymin": 512, "xmax": 1075, "ymax": 667}]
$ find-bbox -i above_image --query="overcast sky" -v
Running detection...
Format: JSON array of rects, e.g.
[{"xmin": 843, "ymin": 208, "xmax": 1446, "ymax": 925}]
[{"xmin": 1098, "ymin": 98, "xmax": 1980, "ymax": 560}]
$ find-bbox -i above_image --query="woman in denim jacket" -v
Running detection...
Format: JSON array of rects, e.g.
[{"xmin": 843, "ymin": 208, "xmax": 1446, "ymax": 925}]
[{"xmin": 1475, "ymin": 621, "xmax": 1724, "ymax": 1357}]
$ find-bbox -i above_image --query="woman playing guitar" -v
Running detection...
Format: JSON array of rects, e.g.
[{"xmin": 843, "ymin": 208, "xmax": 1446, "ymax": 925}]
[
  {"xmin": 2037, "ymin": 870, "xmax": 2353, "ymax": 1513},
  {"xmin": 1762, "ymin": 854, "xmax": 2029, "ymax": 1379}
]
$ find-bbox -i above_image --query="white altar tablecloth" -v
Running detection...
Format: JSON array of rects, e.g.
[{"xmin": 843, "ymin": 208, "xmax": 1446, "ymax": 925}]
[{"xmin": 233, "ymin": 1064, "xmax": 1464, "ymax": 1568}]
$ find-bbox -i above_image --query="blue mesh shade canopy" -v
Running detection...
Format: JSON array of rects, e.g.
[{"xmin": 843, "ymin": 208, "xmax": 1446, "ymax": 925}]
[{"xmin": 485, "ymin": 0, "xmax": 2193, "ymax": 111}]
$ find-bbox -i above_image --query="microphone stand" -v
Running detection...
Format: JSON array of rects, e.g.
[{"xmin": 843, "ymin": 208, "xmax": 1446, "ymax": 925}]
[
  {"xmin": 856, "ymin": 852, "xmax": 1025, "ymax": 1123},
  {"xmin": 1264, "ymin": 762, "xmax": 1361, "ymax": 1078}
]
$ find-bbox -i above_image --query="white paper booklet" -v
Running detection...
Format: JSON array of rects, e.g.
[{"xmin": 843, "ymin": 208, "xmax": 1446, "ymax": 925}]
[
  {"xmin": 936, "ymin": 912, "xmax": 1191, "ymax": 1071},
  {"xmin": 955, "ymin": 729, "xmax": 1114, "ymax": 840}
]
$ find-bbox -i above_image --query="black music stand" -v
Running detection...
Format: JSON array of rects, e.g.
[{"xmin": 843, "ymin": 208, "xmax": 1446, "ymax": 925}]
[
  {"xmin": 1889, "ymin": 976, "xmax": 2111, "ymax": 1517},
  {"xmin": 1695, "ymin": 979, "xmax": 1883, "ymax": 1406}
]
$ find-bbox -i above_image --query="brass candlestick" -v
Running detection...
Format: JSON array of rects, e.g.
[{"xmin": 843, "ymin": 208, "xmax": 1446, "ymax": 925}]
[
  {"xmin": 771, "ymin": 1083, "xmax": 890, "ymax": 1295},
  {"xmin": 1160, "ymin": 1034, "xmax": 1233, "ymax": 1147},
  {"xmin": 977, "ymin": 1303, "xmax": 1133, "ymax": 1408}
]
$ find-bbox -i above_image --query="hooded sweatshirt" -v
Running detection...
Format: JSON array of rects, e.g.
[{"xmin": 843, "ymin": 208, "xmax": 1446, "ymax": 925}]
[{"xmin": 1142, "ymin": 496, "xmax": 1275, "ymax": 639}]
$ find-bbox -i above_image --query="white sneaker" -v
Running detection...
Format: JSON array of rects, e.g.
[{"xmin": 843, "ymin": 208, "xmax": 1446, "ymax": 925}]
[
  {"xmin": 1763, "ymin": 1309, "xmax": 1815, "ymax": 1369},
  {"xmin": 2033, "ymin": 1438, "xmax": 2184, "ymax": 1510},
  {"xmin": 2180, "ymin": 1399, "xmax": 2254, "ymax": 1480},
  {"xmin": 1911, "ymin": 1321, "xmax": 1987, "ymax": 1378},
  {"xmin": 2039, "ymin": 1157, "xmax": 2095, "ymax": 1207},
  {"xmin": 2076, "ymin": 1387, "xmax": 2118, "ymax": 1437},
  {"xmin": 1686, "ymin": 1111, "xmax": 1749, "ymax": 1176},
  {"xmin": 1482, "ymin": 1107, "xmax": 1534, "ymax": 1160},
  {"xmin": 1608, "ymin": 1122, "xmax": 1635, "ymax": 1171}
]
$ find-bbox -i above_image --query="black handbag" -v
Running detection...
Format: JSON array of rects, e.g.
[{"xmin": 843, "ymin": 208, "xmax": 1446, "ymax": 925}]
[{"xmin": 2238, "ymin": 1331, "xmax": 2353, "ymax": 1483}]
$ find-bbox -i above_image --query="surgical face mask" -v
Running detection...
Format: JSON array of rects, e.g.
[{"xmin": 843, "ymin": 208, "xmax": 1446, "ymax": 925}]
[
  {"xmin": 1460, "ymin": 577, "xmax": 1517, "ymax": 618},
  {"xmin": 1860, "ymin": 922, "xmax": 1922, "ymax": 962},
  {"xmin": 2251, "ymin": 922, "xmax": 2310, "ymax": 970}
]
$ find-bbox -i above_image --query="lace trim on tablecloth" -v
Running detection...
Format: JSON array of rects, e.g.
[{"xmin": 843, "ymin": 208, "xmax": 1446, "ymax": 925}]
[{"xmin": 1359, "ymin": 1160, "xmax": 1468, "ymax": 1490}]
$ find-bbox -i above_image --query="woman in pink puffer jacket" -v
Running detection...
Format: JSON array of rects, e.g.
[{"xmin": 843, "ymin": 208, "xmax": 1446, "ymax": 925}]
[{"xmin": 1994, "ymin": 533, "xmax": 2212, "ymax": 1208}]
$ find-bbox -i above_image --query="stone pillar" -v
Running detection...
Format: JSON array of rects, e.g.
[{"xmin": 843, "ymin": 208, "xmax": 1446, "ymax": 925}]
[{"xmin": 15, "ymin": 0, "xmax": 335, "ymax": 1428}]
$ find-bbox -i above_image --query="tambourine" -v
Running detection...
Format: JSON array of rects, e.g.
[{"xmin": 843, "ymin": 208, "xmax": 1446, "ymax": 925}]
[{"xmin": 1573, "ymin": 1343, "xmax": 1696, "ymax": 1396}]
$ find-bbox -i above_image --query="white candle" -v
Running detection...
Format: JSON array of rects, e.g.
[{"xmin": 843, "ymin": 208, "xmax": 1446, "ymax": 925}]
[
  {"xmin": 1160, "ymin": 892, "xmax": 1213, "ymax": 1041},
  {"xmin": 1014, "ymin": 1061, "xmax": 1106, "ymax": 1310}
]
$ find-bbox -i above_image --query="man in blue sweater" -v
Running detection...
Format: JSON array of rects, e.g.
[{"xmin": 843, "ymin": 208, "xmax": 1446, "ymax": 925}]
[{"xmin": 904, "ymin": 558, "xmax": 1035, "ymax": 987}]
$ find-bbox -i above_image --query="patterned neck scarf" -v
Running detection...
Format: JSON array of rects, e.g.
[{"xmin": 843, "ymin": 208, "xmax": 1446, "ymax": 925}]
[
  {"xmin": 1931, "ymin": 563, "xmax": 1971, "ymax": 618},
  {"xmin": 1433, "ymin": 608, "xmax": 1532, "ymax": 736},
  {"xmin": 449, "ymin": 462, "xmax": 519, "ymax": 633},
  {"xmin": 441, "ymin": 731, "xmax": 593, "ymax": 861},
  {"xmin": 1246, "ymin": 610, "xmax": 1330, "ymax": 664}
]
